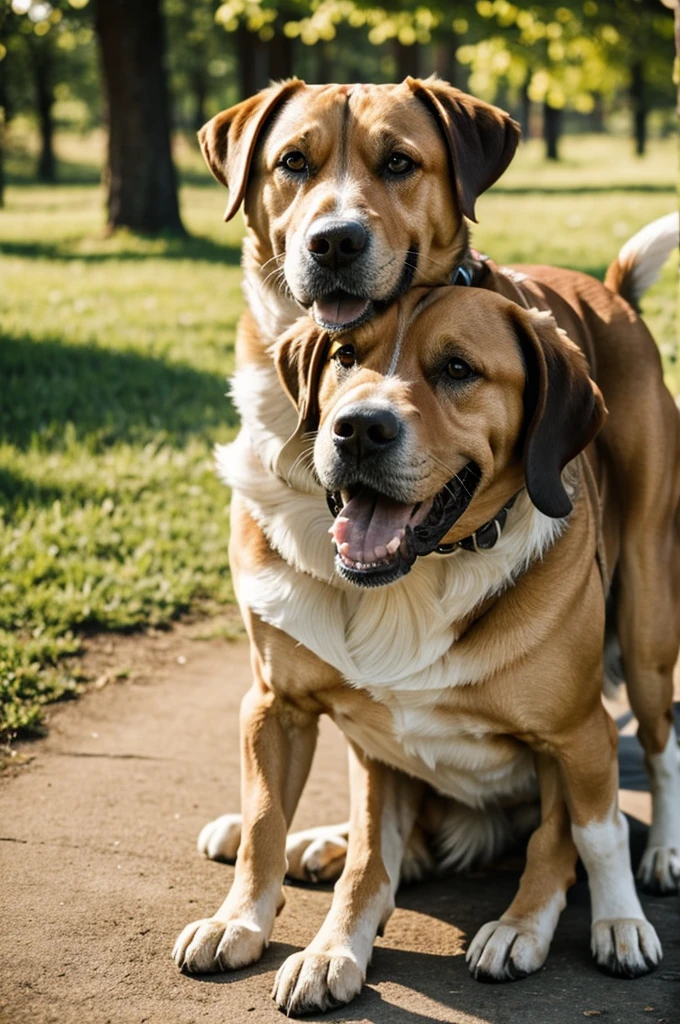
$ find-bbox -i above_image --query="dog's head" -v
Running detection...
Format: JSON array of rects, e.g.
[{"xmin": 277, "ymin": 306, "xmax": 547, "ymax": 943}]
[
  {"xmin": 200, "ymin": 78, "xmax": 520, "ymax": 330},
  {"xmin": 275, "ymin": 288, "xmax": 606, "ymax": 588}
]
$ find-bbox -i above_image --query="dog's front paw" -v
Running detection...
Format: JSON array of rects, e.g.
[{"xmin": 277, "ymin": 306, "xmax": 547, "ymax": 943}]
[
  {"xmin": 272, "ymin": 949, "xmax": 364, "ymax": 1015},
  {"xmin": 466, "ymin": 919, "xmax": 550, "ymax": 982},
  {"xmin": 591, "ymin": 918, "xmax": 662, "ymax": 978},
  {"xmin": 173, "ymin": 916, "xmax": 266, "ymax": 974},
  {"xmin": 637, "ymin": 845, "xmax": 680, "ymax": 895},
  {"xmin": 197, "ymin": 813, "xmax": 242, "ymax": 863}
]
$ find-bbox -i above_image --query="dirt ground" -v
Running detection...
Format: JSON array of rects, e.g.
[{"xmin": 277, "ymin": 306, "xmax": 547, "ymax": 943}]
[{"xmin": 1, "ymin": 628, "xmax": 679, "ymax": 1024}]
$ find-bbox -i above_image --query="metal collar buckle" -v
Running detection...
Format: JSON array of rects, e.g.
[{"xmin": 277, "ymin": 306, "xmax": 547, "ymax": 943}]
[
  {"xmin": 435, "ymin": 494, "xmax": 518, "ymax": 556},
  {"xmin": 452, "ymin": 263, "xmax": 474, "ymax": 287}
]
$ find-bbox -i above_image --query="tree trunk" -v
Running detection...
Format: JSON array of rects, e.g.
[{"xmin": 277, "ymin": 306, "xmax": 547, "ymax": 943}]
[
  {"xmin": 520, "ymin": 78, "xmax": 531, "ymax": 138},
  {"xmin": 34, "ymin": 44, "xmax": 56, "ymax": 183},
  {"xmin": 630, "ymin": 59, "xmax": 647, "ymax": 156},
  {"xmin": 236, "ymin": 23, "xmax": 267, "ymax": 99},
  {"xmin": 268, "ymin": 29, "xmax": 294, "ymax": 82},
  {"xmin": 94, "ymin": 0, "xmax": 184, "ymax": 235},
  {"xmin": 543, "ymin": 100, "xmax": 561, "ymax": 161},
  {"xmin": 0, "ymin": 54, "xmax": 6, "ymax": 208},
  {"xmin": 432, "ymin": 41, "xmax": 451, "ymax": 82},
  {"xmin": 391, "ymin": 40, "xmax": 414, "ymax": 82},
  {"xmin": 590, "ymin": 92, "xmax": 605, "ymax": 133},
  {"xmin": 191, "ymin": 73, "xmax": 207, "ymax": 134}
]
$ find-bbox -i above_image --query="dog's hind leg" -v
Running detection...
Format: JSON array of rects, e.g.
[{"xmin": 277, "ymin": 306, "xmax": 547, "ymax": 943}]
[
  {"xmin": 467, "ymin": 756, "xmax": 577, "ymax": 982},
  {"xmin": 272, "ymin": 747, "xmax": 423, "ymax": 1015},
  {"xmin": 616, "ymin": 529, "xmax": 680, "ymax": 894},
  {"xmin": 197, "ymin": 813, "xmax": 350, "ymax": 882},
  {"xmin": 198, "ymin": 796, "xmax": 433, "ymax": 886}
]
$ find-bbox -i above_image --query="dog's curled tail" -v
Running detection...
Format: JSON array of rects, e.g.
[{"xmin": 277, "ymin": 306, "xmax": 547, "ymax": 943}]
[{"xmin": 604, "ymin": 211, "xmax": 678, "ymax": 311}]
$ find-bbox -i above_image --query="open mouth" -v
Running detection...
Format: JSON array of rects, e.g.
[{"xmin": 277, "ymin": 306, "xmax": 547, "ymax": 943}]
[
  {"xmin": 312, "ymin": 291, "xmax": 373, "ymax": 330},
  {"xmin": 327, "ymin": 463, "xmax": 481, "ymax": 588}
]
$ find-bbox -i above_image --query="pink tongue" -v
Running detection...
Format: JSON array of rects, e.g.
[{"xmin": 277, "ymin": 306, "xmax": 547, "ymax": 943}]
[
  {"xmin": 332, "ymin": 487, "xmax": 430, "ymax": 564},
  {"xmin": 313, "ymin": 294, "xmax": 370, "ymax": 326}
]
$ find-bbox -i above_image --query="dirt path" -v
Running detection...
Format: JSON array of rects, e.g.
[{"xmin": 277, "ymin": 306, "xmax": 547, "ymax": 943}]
[{"xmin": 1, "ymin": 629, "xmax": 679, "ymax": 1024}]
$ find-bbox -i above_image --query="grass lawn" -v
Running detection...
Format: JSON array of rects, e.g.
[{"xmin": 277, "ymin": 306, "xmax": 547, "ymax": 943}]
[{"xmin": 0, "ymin": 131, "xmax": 677, "ymax": 737}]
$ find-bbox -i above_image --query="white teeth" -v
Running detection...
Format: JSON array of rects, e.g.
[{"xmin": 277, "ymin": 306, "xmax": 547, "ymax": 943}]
[
  {"xmin": 386, "ymin": 536, "xmax": 401, "ymax": 555},
  {"xmin": 339, "ymin": 542, "xmax": 350, "ymax": 554}
]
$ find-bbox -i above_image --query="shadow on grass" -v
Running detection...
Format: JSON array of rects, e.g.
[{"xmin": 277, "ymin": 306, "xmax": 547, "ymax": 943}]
[
  {"xmin": 0, "ymin": 235, "xmax": 242, "ymax": 266},
  {"xmin": 6, "ymin": 160, "xmax": 102, "ymax": 188},
  {"xmin": 0, "ymin": 332, "xmax": 238, "ymax": 452},
  {"xmin": 6, "ymin": 157, "xmax": 216, "ymax": 190},
  {"xmin": 0, "ymin": 466, "xmax": 77, "ymax": 510}
]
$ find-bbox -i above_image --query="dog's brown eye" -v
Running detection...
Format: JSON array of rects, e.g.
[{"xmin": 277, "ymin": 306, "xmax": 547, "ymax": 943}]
[
  {"xmin": 280, "ymin": 151, "xmax": 307, "ymax": 173},
  {"xmin": 387, "ymin": 153, "xmax": 415, "ymax": 175},
  {"xmin": 446, "ymin": 358, "xmax": 473, "ymax": 380},
  {"xmin": 334, "ymin": 344, "xmax": 356, "ymax": 369}
]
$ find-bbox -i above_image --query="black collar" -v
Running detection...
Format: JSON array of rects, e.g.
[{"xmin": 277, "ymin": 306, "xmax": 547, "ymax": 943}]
[{"xmin": 435, "ymin": 493, "xmax": 519, "ymax": 555}]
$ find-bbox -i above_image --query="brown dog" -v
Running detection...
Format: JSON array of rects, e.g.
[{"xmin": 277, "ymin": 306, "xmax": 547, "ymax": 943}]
[
  {"xmin": 174, "ymin": 263, "xmax": 680, "ymax": 1010},
  {"xmin": 193, "ymin": 77, "xmax": 679, "ymax": 890},
  {"xmin": 173, "ymin": 79, "xmax": 680, "ymax": 1010}
]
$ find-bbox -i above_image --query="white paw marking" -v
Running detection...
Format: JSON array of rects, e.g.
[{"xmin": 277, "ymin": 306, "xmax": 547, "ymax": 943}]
[
  {"xmin": 173, "ymin": 916, "xmax": 266, "ymax": 974},
  {"xmin": 197, "ymin": 814, "xmax": 242, "ymax": 862},
  {"xmin": 591, "ymin": 918, "xmax": 662, "ymax": 978},
  {"xmin": 272, "ymin": 950, "xmax": 364, "ymax": 1015}
]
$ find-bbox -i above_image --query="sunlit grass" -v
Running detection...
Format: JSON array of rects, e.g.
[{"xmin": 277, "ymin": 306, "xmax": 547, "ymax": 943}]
[{"xmin": 0, "ymin": 131, "xmax": 676, "ymax": 735}]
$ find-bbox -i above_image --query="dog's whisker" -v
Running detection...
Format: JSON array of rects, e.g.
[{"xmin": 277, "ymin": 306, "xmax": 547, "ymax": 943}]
[
  {"xmin": 259, "ymin": 253, "xmax": 286, "ymax": 272},
  {"xmin": 262, "ymin": 267, "xmax": 288, "ymax": 290},
  {"xmin": 286, "ymin": 446, "xmax": 317, "ymax": 479}
]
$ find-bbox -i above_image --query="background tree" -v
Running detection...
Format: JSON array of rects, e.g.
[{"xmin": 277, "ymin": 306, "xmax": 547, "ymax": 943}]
[
  {"xmin": 1, "ymin": 0, "xmax": 676, "ymax": 216},
  {"xmin": 93, "ymin": 0, "xmax": 184, "ymax": 234}
]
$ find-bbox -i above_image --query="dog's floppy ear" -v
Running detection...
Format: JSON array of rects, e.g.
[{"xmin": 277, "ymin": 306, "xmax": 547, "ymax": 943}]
[
  {"xmin": 198, "ymin": 79, "xmax": 304, "ymax": 222},
  {"xmin": 512, "ymin": 308, "xmax": 607, "ymax": 519},
  {"xmin": 275, "ymin": 318, "xmax": 331, "ymax": 431},
  {"xmin": 407, "ymin": 77, "xmax": 520, "ymax": 223}
]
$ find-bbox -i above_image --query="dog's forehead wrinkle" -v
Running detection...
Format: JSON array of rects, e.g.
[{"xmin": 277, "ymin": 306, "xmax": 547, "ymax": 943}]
[
  {"xmin": 339, "ymin": 89, "xmax": 351, "ymax": 178},
  {"xmin": 385, "ymin": 306, "xmax": 410, "ymax": 377},
  {"xmin": 385, "ymin": 296, "xmax": 434, "ymax": 377}
]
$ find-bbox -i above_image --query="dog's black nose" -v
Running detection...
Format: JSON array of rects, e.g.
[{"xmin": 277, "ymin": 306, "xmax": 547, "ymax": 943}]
[
  {"xmin": 306, "ymin": 218, "xmax": 367, "ymax": 269},
  {"xmin": 333, "ymin": 406, "xmax": 401, "ymax": 459}
]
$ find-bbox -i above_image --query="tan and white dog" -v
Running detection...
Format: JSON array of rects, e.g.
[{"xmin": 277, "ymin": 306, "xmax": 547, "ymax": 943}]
[
  {"xmin": 172, "ymin": 74, "xmax": 680, "ymax": 1012},
  {"xmin": 191, "ymin": 72, "xmax": 679, "ymax": 886},
  {"xmin": 173, "ymin": 203, "xmax": 680, "ymax": 1012}
]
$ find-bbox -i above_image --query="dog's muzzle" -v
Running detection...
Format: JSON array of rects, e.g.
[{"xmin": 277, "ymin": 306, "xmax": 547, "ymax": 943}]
[{"xmin": 327, "ymin": 462, "xmax": 481, "ymax": 588}]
